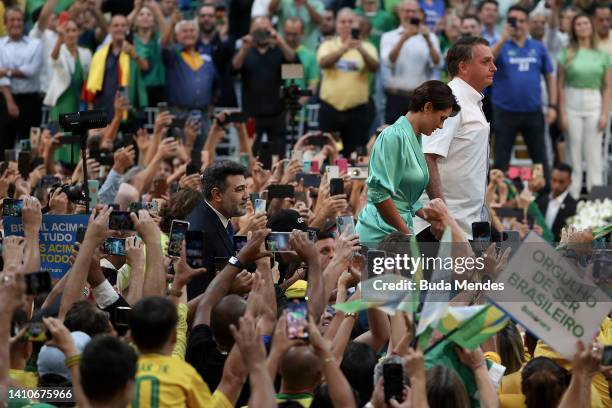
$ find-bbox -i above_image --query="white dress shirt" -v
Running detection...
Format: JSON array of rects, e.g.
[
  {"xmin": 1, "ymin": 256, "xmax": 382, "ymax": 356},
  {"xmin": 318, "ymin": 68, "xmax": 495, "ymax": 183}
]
[
  {"xmin": 544, "ymin": 189, "xmax": 569, "ymax": 230},
  {"xmin": 413, "ymin": 77, "xmax": 490, "ymax": 239},
  {"xmin": 379, "ymin": 27, "xmax": 440, "ymax": 91},
  {"xmin": 0, "ymin": 35, "xmax": 43, "ymax": 94},
  {"xmin": 205, "ymin": 200, "xmax": 230, "ymax": 229}
]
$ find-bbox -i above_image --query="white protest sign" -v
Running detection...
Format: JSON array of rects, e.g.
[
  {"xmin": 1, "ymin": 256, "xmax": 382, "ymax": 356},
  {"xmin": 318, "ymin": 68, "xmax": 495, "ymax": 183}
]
[{"xmin": 486, "ymin": 233, "xmax": 611, "ymax": 358}]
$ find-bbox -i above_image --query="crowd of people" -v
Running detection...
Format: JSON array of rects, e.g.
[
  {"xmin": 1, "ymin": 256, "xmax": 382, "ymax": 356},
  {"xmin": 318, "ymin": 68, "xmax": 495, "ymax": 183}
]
[{"xmin": 0, "ymin": 0, "xmax": 611, "ymax": 407}]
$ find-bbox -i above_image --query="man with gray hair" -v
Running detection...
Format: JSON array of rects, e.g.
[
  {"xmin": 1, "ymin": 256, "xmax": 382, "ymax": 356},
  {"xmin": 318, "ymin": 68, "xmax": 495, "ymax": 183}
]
[
  {"xmin": 380, "ymin": 0, "xmax": 441, "ymax": 124},
  {"xmin": 161, "ymin": 17, "xmax": 217, "ymax": 162}
]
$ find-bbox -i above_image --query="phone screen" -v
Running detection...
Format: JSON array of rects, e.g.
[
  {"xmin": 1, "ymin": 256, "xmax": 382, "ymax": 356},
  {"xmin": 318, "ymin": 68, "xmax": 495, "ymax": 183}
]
[
  {"xmin": 115, "ymin": 307, "xmax": 132, "ymax": 327},
  {"xmin": 330, "ymin": 178, "xmax": 344, "ymax": 196},
  {"xmin": 254, "ymin": 199, "xmax": 267, "ymax": 214},
  {"xmin": 286, "ymin": 298, "xmax": 309, "ymax": 340},
  {"xmin": 109, "ymin": 211, "xmax": 135, "ymax": 231},
  {"xmin": 472, "ymin": 222, "xmax": 491, "ymax": 243},
  {"xmin": 18, "ymin": 151, "xmax": 31, "ymax": 177},
  {"xmin": 26, "ymin": 323, "xmax": 51, "ymax": 342},
  {"xmin": 265, "ymin": 232, "xmax": 292, "ymax": 252},
  {"xmin": 168, "ymin": 220, "xmax": 190, "ymax": 257},
  {"xmin": 268, "ymin": 184, "xmax": 295, "ymax": 199},
  {"xmin": 3, "ymin": 199, "xmax": 23, "ymax": 217},
  {"xmin": 383, "ymin": 363, "xmax": 404, "ymax": 403},
  {"xmin": 25, "ymin": 271, "xmax": 52, "ymax": 295},
  {"xmin": 103, "ymin": 237, "xmax": 127, "ymax": 256},
  {"xmin": 186, "ymin": 231, "xmax": 205, "ymax": 269},
  {"xmin": 602, "ymin": 345, "xmax": 612, "ymax": 366},
  {"xmin": 76, "ymin": 226, "xmax": 87, "ymax": 243},
  {"xmin": 337, "ymin": 215, "xmax": 355, "ymax": 237},
  {"xmin": 233, "ymin": 235, "xmax": 248, "ymax": 253}
]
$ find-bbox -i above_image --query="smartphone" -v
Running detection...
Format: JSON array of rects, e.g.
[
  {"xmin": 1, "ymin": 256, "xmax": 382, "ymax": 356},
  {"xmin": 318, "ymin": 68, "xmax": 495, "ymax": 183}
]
[
  {"xmin": 185, "ymin": 163, "xmax": 200, "ymax": 176},
  {"xmin": 254, "ymin": 198, "xmax": 267, "ymax": 213},
  {"xmin": 259, "ymin": 142, "xmax": 272, "ymax": 169},
  {"xmin": 25, "ymin": 271, "xmax": 52, "ymax": 295},
  {"xmin": 233, "ymin": 235, "xmax": 248, "ymax": 253},
  {"xmin": 97, "ymin": 149, "xmax": 114, "ymax": 166},
  {"xmin": 286, "ymin": 298, "xmax": 309, "ymax": 340},
  {"xmin": 348, "ymin": 167, "xmax": 368, "ymax": 180},
  {"xmin": 410, "ymin": 17, "xmax": 421, "ymax": 25},
  {"xmin": 295, "ymin": 191, "xmax": 308, "ymax": 205},
  {"xmin": 337, "ymin": 215, "xmax": 356, "ymax": 237},
  {"xmin": 224, "ymin": 112, "xmax": 247, "ymax": 124},
  {"xmin": 129, "ymin": 201, "xmax": 160, "ymax": 214},
  {"xmin": 4, "ymin": 149, "xmax": 17, "ymax": 162},
  {"xmin": 168, "ymin": 220, "xmax": 190, "ymax": 257},
  {"xmin": 109, "ymin": 211, "xmax": 135, "ymax": 231},
  {"xmin": 602, "ymin": 345, "xmax": 612, "ymax": 366},
  {"xmin": 76, "ymin": 225, "xmax": 86, "ymax": 243},
  {"xmin": 307, "ymin": 135, "xmax": 328, "ymax": 147},
  {"xmin": 295, "ymin": 173, "xmax": 321, "ymax": 188},
  {"xmin": 3, "ymin": 199, "xmax": 23, "ymax": 217},
  {"xmin": 25, "ymin": 322, "xmax": 51, "ymax": 342},
  {"xmin": 335, "ymin": 158, "xmax": 348, "ymax": 174},
  {"xmin": 103, "ymin": 237, "xmax": 127, "ymax": 256},
  {"xmin": 115, "ymin": 306, "xmax": 131, "ymax": 327},
  {"xmin": 186, "ymin": 231, "xmax": 205, "ymax": 269},
  {"xmin": 249, "ymin": 192, "xmax": 260, "ymax": 203},
  {"xmin": 494, "ymin": 207, "xmax": 522, "ymax": 219},
  {"xmin": 527, "ymin": 215, "xmax": 535, "ymax": 229},
  {"xmin": 306, "ymin": 228, "xmax": 318, "ymax": 242},
  {"xmin": 0, "ymin": 161, "xmax": 8, "ymax": 176},
  {"xmin": 501, "ymin": 230, "xmax": 520, "ymax": 242},
  {"xmin": 291, "ymin": 149, "xmax": 304, "ymax": 162},
  {"xmin": 327, "ymin": 165, "xmax": 340, "ymax": 180},
  {"xmin": 118, "ymin": 86, "xmax": 128, "ymax": 99},
  {"xmin": 88, "ymin": 179, "xmax": 99, "ymax": 208},
  {"xmin": 310, "ymin": 160, "xmax": 320, "ymax": 174},
  {"xmin": 265, "ymin": 232, "xmax": 292, "ymax": 252},
  {"xmin": 330, "ymin": 178, "xmax": 344, "ymax": 196},
  {"xmin": 19, "ymin": 139, "xmax": 31, "ymax": 151},
  {"xmin": 383, "ymin": 363, "xmax": 404, "ymax": 403},
  {"xmin": 157, "ymin": 102, "xmax": 169, "ymax": 111},
  {"xmin": 367, "ymin": 249, "xmax": 386, "ymax": 279},
  {"xmin": 152, "ymin": 178, "xmax": 168, "ymax": 198},
  {"xmin": 30, "ymin": 127, "xmax": 41, "ymax": 150},
  {"xmin": 215, "ymin": 4, "xmax": 226, "ymax": 24},
  {"xmin": 268, "ymin": 184, "xmax": 295, "ymax": 199},
  {"xmin": 351, "ymin": 27, "xmax": 360, "ymax": 39},
  {"xmin": 472, "ymin": 222, "xmax": 491, "ymax": 243},
  {"xmin": 532, "ymin": 163, "xmax": 544, "ymax": 180},
  {"xmin": 508, "ymin": 16, "xmax": 517, "ymax": 27}
]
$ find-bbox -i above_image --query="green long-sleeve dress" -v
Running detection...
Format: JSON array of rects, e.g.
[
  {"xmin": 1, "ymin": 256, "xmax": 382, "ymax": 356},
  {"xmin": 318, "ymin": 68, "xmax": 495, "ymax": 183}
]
[{"xmin": 356, "ymin": 116, "xmax": 429, "ymax": 244}]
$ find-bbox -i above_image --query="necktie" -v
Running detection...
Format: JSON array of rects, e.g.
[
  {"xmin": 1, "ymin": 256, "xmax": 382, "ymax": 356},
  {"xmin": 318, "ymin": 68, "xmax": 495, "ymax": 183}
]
[{"xmin": 226, "ymin": 222, "xmax": 234, "ymax": 243}]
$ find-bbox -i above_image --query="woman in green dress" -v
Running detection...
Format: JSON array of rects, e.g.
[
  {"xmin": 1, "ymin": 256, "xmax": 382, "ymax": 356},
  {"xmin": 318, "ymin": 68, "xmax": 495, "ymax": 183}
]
[
  {"xmin": 44, "ymin": 19, "xmax": 92, "ymax": 165},
  {"xmin": 130, "ymin": 1, "xmax": 167, "ymax": 106},
  {"xmin": 356, "ymin": 80, "xmax": 460, "ymax": 244}
]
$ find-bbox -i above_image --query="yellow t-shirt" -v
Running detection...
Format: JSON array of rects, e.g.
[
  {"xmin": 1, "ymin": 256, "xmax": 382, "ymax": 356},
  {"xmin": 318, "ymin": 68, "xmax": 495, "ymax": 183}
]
[
  {"xmin": 131, "ymin": 354, "xmax": 232, "ymax": 408},
  {"xmin": 9, "ymin": 369, "xmax": 38, "ymax": 389},
  {"xmin": 317, "ymin": 37, "xmax": 378, "ymax": 111}
]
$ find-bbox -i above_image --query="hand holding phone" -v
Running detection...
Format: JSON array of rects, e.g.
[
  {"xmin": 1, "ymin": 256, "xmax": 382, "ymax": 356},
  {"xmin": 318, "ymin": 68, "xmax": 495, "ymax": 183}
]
[
  {"xmin": 109, "ymin": 211, "xmax": 135, "ymax": 231},
  {"xmin": 168, "ymin": 220, "xmax": 190, "ymax": 257},
  {"xmin": 286, "ymin": 298, "xmax": 308, "ymax": 340}
]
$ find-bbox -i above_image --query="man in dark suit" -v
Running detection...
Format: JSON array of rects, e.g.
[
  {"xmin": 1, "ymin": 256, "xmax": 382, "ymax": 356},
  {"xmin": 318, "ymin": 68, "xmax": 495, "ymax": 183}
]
[
  {"xmin": 536, "ymin": 162, "xmax": 577, "ymax": 242},
  {"xmin": 186, "ymin": 160, "xmax": 248, "ymax": 299}
]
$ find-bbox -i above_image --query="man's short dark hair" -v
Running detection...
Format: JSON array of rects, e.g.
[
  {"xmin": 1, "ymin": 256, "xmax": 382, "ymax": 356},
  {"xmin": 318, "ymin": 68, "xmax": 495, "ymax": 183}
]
[
  {"xmin": 80, "ymin": 336, "xmax": 137, "ymax": 403},
  {"xmin": 129, "ymin": 296, "xmax": 178, "ymax": 351},
  {"xmin": 64, "ymin": 301, "xmax": 111, "ymax": 337},
  {"xmin": 507, "ymin": 4, "xmax": 529, "ymax": 18},
  {"xmin": 446, "ymin": 36, "xmax": 490, "ymax": 77},
  {"xmin": 477, "ymin": 0, "xmax": 499, "ymax": 12},
  {"xmin": 553, "ymin": 162, "xmax": 572, "ymax": 175},
  {"xmin": 201, "ymin": 160, "xmax": 246, "ymax": 200},
  {"xmin": 593, "ymin": 3, "xmax": 611, "ymax": 13},
  {"xmin": 316, "ymin": 231, "xmax": 335, "ymax": 241},
  {"xmin": 462, "ymin": 14, "xmax": 481, "ymax": 24},
  {"xmin": 284, "ymin": 16, "xmax": 305, "ymax": 31}
]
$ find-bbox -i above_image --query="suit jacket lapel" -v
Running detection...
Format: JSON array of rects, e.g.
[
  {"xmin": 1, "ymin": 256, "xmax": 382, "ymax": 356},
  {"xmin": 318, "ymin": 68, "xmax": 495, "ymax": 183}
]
[{"xmin": 204, "ymin": 202, "xmax": 234, "ymax": 254}]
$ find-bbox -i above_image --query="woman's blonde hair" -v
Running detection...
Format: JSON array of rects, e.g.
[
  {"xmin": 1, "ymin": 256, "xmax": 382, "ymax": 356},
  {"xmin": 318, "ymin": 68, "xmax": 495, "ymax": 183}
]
[{"xmin": 564, "ymin": 13, "xmax": 598, "ymax": 67}]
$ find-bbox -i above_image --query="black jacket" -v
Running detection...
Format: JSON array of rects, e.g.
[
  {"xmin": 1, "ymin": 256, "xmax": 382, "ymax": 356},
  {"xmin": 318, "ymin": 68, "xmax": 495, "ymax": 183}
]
[
  {"xmin": 536, "ymin": 192, "xmax": 577, "ymax": 242},
  {"xmin": 186, "ymin": 201, "xmax": 234, "ymax": 299}
]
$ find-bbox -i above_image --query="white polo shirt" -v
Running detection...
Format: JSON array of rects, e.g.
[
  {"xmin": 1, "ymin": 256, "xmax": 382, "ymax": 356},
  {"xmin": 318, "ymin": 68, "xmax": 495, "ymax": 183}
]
[
  {"xmin": 412, "ymin": 77, "xmax": 490, "ymax": 239},
  {"xmin": 380, "ymin": 27, "xmax": 440, "ymax": 92}
]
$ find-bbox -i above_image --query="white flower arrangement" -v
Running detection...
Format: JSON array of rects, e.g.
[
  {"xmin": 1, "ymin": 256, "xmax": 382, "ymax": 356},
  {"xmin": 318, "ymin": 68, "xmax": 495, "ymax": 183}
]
[{"xmin": 567, "ymin": 198, "xmax": 612, "ymax": 230}]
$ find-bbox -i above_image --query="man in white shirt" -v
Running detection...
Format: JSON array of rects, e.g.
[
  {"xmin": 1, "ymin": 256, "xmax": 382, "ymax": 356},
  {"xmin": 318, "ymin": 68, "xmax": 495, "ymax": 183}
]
[
  {"xmin": 29, "ymin": 0, "xmax": 59, "ymax": 95},
  {"xmin": 535, "ymin": 162, "xmax": 577, "ymax": 242},
  {"xmin": 414, "ymin": 36, "xmax": 496, "ymax": 240},
  {"xmin": 0, "ymin": 6, "xmax": 43, "ymax": 152},
  {"xmin": 380, "ymin": 0, "xmax": 440, "ymax": 124}
]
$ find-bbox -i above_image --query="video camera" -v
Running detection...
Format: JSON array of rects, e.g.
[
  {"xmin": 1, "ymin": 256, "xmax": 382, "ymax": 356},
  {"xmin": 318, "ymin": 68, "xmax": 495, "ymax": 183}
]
[
  {"xmin": 280, "ymin": 64, "xmax": 312, "ymax": 110},
  {"xmin": 59, "ymin": 110, "xmax": 108, "ymax": 134}
]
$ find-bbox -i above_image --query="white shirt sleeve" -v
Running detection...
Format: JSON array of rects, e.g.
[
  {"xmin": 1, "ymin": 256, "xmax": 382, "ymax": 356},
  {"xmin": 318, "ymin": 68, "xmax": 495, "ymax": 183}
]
[
  {"xmin": 91, "ymin": 279, "xmax": 119, "ymax": 309},
  {"xmin": 379, "ymin": 31, "xmax": 394, "ymax": 66},
  {"xmin": 422, "ymin": 113, "xmax": 460, "ymax": 158}
]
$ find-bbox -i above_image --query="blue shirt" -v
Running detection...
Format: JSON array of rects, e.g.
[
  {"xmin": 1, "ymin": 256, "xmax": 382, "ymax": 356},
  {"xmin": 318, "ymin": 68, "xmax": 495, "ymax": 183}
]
[
  {"xmin": 481, "ymin": 27, "xmax": 499, "ymax": 46},
  {"xmin": 419, "ymin": 0, "xmax": 445, "ymax": 31},
  {"xmin": 492, "ymin": 38, "xmax": 553, "ymax": 112},
  {"xmin": 162, "ymin": 46, "xmax": 217, "ymax": 109}
]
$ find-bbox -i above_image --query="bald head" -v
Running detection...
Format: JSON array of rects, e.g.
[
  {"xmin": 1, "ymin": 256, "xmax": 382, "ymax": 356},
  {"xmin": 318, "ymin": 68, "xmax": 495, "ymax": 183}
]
[
  {"xmin": 336, "ymin": 7, "xmax": 357, "ymax": 39},
  {"xmin": 251, "ymin": 16, "xmax": 272, "ymax": 32},
  {"xmin": 210, "ymin": 295, "xmax": 247, "ymax": 348},
  {"xmin": 397, "ymin": 0, "xmax": 420, "ymax": 26},
  {"xmin": 280, "ymin": 346, "xmax": 322, "ymax": 392}
]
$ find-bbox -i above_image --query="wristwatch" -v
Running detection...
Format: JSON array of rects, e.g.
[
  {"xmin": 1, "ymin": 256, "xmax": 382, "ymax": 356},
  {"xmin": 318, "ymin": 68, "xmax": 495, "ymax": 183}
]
[
  {"xmin": 228, "ymin": 256, "xmax": 245, "ymax": 270},
  {"xmin": 167, "ymin": 285, "xmax": 182, "ymax": 297}
]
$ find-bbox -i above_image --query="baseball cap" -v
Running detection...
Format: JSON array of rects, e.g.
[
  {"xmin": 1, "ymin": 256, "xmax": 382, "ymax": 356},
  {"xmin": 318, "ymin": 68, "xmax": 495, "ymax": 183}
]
[
  {"xmin": 266, "ymin": 209, "xmax": 308, "ymax": 232},
  {"xmin": 38, "ymin": 331, "xmax": 91, "ymax": 384}
]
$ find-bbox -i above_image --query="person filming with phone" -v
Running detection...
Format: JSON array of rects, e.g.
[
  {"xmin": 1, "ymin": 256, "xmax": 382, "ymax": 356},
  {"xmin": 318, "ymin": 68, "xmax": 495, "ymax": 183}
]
[
  {"xmin": 356, "ymin": 80, "xmax": 460, "ymax": 244},
  {"xmin": 380, "ymin": 0, "xmax": 441, "ymax": 125}
]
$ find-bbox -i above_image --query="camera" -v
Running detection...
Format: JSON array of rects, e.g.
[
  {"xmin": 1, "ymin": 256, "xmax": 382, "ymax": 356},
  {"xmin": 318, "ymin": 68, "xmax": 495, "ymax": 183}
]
[
  {"xmin": 59, "ymin": 110, "xmax": 108, "ymax": 133},
  {"xmin": 280, "ymin": 83, "xmax": 313, "ymax": 110},
  {"xmin": 60, "ymin": 183, "xmax": 86, "ymax": 204}
]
